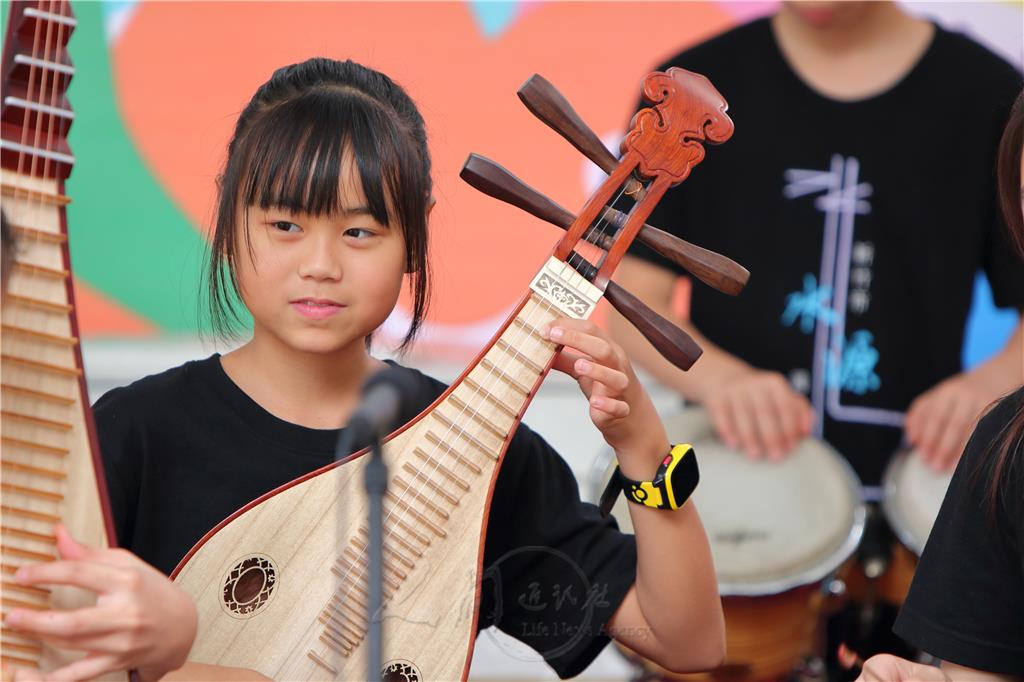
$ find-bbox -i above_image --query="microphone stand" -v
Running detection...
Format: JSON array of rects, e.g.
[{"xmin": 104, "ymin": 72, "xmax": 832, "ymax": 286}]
[
  {"xmin": 365, "ymin": 433, "xmax": 387, "ymax": 682},
  {"xmin": 335, "ymin": 428, "xmax": 387, "ymax": 682}
]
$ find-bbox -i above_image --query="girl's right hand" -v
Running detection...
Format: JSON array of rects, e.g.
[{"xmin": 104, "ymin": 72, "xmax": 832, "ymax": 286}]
[
  {"xmin": 702, "ymin": 367, "xmax": 813, "ymax": 459},
  {"xmin": 856, "ymin": 654, "xmax": 951, "ymax": 682},
  {"xmin": 3, "ymin": 525, "xmax": 197, "ymax": 682}
]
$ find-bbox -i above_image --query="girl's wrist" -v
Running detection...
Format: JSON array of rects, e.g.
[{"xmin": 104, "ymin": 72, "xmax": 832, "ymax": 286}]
[{"xmin": 614, "ymin": 435, "xmax": 673, "ymax": 481}]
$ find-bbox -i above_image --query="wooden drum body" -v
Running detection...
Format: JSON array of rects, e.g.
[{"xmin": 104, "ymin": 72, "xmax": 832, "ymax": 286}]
[{"xmin": 598, "ymin": 410, "xmax": 865, "ymax": 681}]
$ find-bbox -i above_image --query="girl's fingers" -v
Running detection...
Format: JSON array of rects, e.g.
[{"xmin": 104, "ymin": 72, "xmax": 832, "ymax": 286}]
[
  {"xmin": 574, "ymin": 358, "xmax": 629, "ymax": 395},
  {"xmin": 13, "ymin": 560, "xmax": 124, "ymax": 595},
  {"xmin": 5, "ymin": 605, "xmax": 118, "ymax": 641},
  {"xmin": 590, "ymin": 396, "xmax": 630, "ymax": 420},
  {"xmin": 52, "ymin": 525, "xmax": 92, "ymax": 562},
  {"xmin": 550, "ymin": 351, "xmax": 595, "ymax": 398},
  {"xmin": 9, "ymin": 665, "xmax": 45, "ymax": 682},
  {"xmin": 43, "ymin": 653, "xmax": 121, "ymax": 682},
  {"xmin": 551, "ymin": 349, "xmax": 588, "ymax": 378},
  {"xmin": 546, "ymin": 324, "xmax": 617, "ymax": 367}
]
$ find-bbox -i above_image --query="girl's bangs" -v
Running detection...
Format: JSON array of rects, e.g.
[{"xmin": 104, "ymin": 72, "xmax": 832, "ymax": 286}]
[{"xmin": 236, "ymin": 89, "xmax": 405, "ymax": 227}]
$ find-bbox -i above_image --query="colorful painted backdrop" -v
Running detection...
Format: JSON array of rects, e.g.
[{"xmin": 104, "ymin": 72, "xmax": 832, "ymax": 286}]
[{"xmin": 3, "ymin": 1, "xmax": 1021, "ymax": 365}]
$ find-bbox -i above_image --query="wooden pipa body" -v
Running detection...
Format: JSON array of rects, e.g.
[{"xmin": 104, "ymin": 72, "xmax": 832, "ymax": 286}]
[
  {"xmin": 173, "ymin": 259, "xmax": 602, "ymax": 680},
  {"xmin": 0, "ymin": 1, "xmax": 118, "ymax": 673}
]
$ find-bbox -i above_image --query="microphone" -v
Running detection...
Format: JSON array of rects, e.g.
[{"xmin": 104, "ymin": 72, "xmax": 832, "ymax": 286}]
[{"xmin": 346, "ymin": 366, "xmax": 418, "ymax": 449}]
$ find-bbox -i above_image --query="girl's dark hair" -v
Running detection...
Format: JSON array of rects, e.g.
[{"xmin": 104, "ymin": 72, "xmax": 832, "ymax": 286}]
[
  {"xmin": 206, "ymin": 57, "xmax": 432, "ymax": 350},
  {"xmin": 981, "ymin": 89, "xmax": 1024, "ymax": 520}
]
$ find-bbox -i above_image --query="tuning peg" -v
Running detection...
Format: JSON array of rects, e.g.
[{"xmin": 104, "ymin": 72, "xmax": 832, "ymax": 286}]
[
  {"xmin": 517, "ymin": 74, "xmax": 645, "ymax": 199},
  {"xmin": 459, "ymin": 153, "xmax": 702, "ymax": 371},
  {"xmin": 517, "ymin": 74, "xmax": 749, "ymax": 295},
  {"xmin": 605, "ymin": 280, "xmax": 702, "ymax": 371},
  {"xmin": 460, "ymin": 153, "xmax": 749, "ymax": 296}
]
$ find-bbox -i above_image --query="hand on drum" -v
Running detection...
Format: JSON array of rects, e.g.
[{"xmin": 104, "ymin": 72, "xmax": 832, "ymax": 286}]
[
  {"xmin": 905, "ymin": 371, "xmax": 994, "ymax": 471},
  {"xmin": 855, "ymin": 654, "xmax": 951, "ymax": 682},
  {"xmin": 3, "ymin": 525, "xmax": 197, "ymax": 682},
  {"xmin": 544, "ymin": 318, "xmax": 667, "ymax": 458},
  {"xmin": 702, "ymin": 368, "xmax": 813, "ymax": 460}
]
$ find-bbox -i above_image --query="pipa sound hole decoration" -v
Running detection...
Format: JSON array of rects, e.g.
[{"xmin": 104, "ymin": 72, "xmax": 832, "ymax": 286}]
[
  {"xmin": 221, "ymin": 555, "xmax": 278, "ymax": 618},
  {"xmin": 382, "ymin": 660, "xmax": 421, "ymax": 682}
]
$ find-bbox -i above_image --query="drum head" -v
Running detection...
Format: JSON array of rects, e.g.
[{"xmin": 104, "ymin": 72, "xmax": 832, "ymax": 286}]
[
  {"xmin": 599, "ymin": 409, "xmax": 865, "ymax": 596},
  {"xmin": 882, "ymin": 450, "xmax": 953, "ymax": 555}
]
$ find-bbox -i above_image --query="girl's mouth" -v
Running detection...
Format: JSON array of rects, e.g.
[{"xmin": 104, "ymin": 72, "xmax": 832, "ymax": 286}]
[{"xmin": 290, "ymin": 299, "xmax": 344, "ymax": 320}]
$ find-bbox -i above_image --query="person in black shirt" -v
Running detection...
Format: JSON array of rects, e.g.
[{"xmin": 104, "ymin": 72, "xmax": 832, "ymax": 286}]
[
  {"xmin": 5, "ymin": 58, "xmax": 726, "ymax": 681},
  {"xmin": 608, "ymin": 2, "xmax": 1023, "ymax": 678},
  {"xmin": 854, "ymin": 88, "xmax": 1024, "ymax": 682},
  {"xmin": 611, "ymin": 1, "xmax": 1023, "ymax": 486}
]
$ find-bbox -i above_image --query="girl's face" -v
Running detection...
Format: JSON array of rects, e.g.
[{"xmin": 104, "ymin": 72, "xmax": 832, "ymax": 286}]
[{"xmin": 234, "ymin": 158, "xmax": 408, "ymax": 356}]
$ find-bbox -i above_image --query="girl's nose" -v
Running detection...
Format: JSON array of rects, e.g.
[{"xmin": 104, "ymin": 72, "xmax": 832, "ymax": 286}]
[{"xmin": 297, "ymin": 240, "xmax": 342, "ymax": 281}]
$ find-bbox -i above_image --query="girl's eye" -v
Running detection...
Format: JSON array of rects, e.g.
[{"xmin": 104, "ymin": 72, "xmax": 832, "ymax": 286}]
[
  {"xmin": 345, "ymin": 228, "xmax": 375, "ymax": 239},
  {"xmin": 271, "ymin": 221, "xmax": 301, "ymax": 234}
]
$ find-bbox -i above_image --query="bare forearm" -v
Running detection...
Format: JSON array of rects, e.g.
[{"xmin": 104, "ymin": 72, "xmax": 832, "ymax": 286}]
[{"xmin": 627, "ymin": 501, "xmax": 723, "ymax": 655}]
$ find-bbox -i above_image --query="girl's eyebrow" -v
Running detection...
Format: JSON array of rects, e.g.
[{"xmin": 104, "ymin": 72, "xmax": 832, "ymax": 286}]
[{"xmin": 341, "ymin": 206, "xmax": 372, "ymax": 216}]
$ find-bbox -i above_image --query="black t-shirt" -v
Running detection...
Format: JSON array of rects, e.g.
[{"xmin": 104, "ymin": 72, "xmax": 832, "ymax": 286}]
[
  {"xmin": 893, "ymin": 386, "xmax": 1024, "ymax": 674},
  {"xmin": 627, "ymin": 18, "xmax": 1024, "ymax": 485},
  {"xmin": 94, "ymin": 355, "xmax": 638, "ymax": 679}
]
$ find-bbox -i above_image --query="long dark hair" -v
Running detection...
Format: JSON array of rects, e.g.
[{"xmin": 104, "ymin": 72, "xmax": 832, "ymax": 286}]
[
  {"xmin": 983, "ymin": 90, "xmax": 1024, "ymax": 519},
  {"xmin": 206, "ymin": 57, "xmax": 432, "ymax": 350}
]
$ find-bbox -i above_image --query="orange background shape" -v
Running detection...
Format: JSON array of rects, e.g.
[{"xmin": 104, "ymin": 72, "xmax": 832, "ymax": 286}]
[{"xmin": 74, "ymin": 278, "xmax": 155, "ymax": 337}]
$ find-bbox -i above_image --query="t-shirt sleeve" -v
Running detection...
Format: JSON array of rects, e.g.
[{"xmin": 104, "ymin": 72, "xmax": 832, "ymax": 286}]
[
  {"xmin": 92, "ymin": 387, "xmax": 143, "ymax": 549},
  {"xmin": 893, "ymin": 391, "xmax": 1024, "ymax": 675},
  {"xmin": 479, "ymin": 423, "xmax": 637, "ymax": 679}
]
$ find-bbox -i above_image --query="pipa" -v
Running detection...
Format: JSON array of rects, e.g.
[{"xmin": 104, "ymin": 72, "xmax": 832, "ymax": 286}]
[
  {"xmin": 0, "ymin": 0, "xmax": 119, "ymax": 675},
  {"xmin": 173, "ymin": 68, "xmax": 736, "ymax": 681}
]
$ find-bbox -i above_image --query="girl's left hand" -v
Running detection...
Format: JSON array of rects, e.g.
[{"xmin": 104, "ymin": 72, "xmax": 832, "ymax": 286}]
[
  {"xmin": 545, "ymin": 318, "xmax": 667, "ymax": 458},
  {"xmin": 3, "ymin": 525, "xmax": 198, "ymax": 682}
]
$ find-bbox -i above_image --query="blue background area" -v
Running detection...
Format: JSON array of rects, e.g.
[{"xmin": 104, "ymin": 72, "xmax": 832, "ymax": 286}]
[{"xmin": 963, "ymin": 271, "xmax": 1020, "ymax": 369}]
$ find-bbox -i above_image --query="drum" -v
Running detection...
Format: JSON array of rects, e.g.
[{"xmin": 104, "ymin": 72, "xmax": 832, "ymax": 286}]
[
  {"xmin": 594, "ymin": 410, "xmax": 866, "ymax": 681},
  {"xmin": 874, "ymin": 449, "xmax": 953, "ymax": 604}
]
